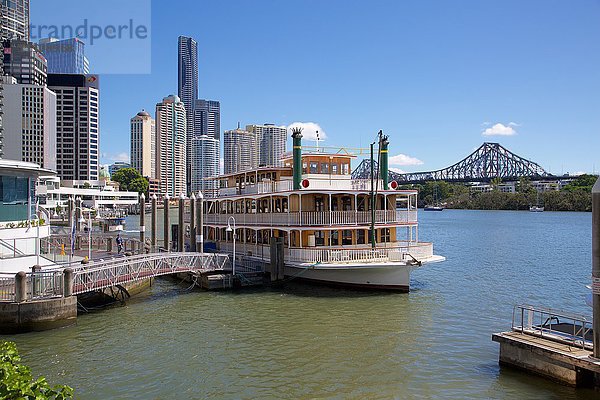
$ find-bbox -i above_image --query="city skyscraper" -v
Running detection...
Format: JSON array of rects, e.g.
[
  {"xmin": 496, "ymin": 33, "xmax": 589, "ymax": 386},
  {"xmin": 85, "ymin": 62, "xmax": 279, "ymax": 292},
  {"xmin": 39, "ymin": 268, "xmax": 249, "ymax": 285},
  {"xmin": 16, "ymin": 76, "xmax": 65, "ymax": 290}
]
[
  {"xmin": 1, "ymin": 0, "xmax": 30, "ymax": 158},
  {"xmin": 191, "ymin": 135, "xmax": 219, "ymax": 195},
  {"xmin": 2, "ymin": 39, "xmax": 47, "ymax": 85},
  {"xmin": 38, "ymin": 37, "xmax": 90, "ymax": 74},
  {"xmin": 223, "ymin": 128, "xmax": 258, "ymax": 174},
  {"xmin": 1, "ymin": 76, "xmax": 56, "ymax": 170},
  {"xmin": 130, "ymin": 110, "xmax": 156, "ymax": 179},
  {"xmin": 246, "ymin": 124, "xmax": 288, "ymax": 167},
  {"xmin": 156, "ymin": 95, "xmax": 187, "ymax": 196},
  {"xmin": 194, "ymin": 99, "xmax": 220, "ymax": 141},
  {"xmin": 0, "ymin": 0, "xmax": 30, "ymax": 41},
  {"xmin": 178, "ymin": 36, "xmax": 198, "ymax": 178},
  {"xmin": 48, "ymin": 74, "xmax": 100, "ymax": 181}
]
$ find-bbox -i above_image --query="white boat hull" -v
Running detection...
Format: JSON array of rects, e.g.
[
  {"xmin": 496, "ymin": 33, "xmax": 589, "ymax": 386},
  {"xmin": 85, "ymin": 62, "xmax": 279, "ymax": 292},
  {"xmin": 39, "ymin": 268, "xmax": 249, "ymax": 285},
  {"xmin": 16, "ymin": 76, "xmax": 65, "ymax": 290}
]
[{"xmin": 284, "ymin": 255, "xmax": 445, "ymax": 291}]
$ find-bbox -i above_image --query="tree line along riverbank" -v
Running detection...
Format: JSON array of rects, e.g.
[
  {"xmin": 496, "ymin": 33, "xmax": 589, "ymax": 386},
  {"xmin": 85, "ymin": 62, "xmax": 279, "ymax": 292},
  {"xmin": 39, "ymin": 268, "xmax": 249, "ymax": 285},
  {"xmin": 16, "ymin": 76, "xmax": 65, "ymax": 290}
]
[{"xmin": 402, "ymin": 174, "xmax": 597, "ymax": 212}]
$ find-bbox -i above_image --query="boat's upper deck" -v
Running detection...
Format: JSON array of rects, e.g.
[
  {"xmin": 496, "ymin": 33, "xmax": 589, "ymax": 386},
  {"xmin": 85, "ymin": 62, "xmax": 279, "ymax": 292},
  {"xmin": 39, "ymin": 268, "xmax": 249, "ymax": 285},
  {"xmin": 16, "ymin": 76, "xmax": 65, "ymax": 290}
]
[{"xmin": 211, "ymin": 152, "xmax": 414, "ymax": 198}]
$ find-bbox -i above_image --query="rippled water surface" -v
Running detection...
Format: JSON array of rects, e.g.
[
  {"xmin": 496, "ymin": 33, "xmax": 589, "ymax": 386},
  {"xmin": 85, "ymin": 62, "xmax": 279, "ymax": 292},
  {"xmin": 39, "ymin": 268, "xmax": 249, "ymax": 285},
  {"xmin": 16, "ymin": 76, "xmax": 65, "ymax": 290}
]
[{"xmin": 4, "ymin": 210, "xmax": 598, "ymax": 399}]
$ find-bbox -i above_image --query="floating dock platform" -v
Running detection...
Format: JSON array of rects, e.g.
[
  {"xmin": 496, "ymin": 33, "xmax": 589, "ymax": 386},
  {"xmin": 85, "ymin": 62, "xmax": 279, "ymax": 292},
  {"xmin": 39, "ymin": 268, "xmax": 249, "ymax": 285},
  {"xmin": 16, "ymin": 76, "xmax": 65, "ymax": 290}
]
[{"xmin": 493, "ymin": 304, "xmax": 600, "ymax": 388}]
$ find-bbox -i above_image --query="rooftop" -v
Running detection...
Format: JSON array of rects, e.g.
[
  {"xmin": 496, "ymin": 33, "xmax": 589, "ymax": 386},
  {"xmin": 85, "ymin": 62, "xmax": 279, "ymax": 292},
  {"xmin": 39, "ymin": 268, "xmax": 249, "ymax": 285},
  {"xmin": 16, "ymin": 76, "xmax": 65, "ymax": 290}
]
[{"xmin": 0, "ymin": 159, "xmax": 56, "ymax": 177}]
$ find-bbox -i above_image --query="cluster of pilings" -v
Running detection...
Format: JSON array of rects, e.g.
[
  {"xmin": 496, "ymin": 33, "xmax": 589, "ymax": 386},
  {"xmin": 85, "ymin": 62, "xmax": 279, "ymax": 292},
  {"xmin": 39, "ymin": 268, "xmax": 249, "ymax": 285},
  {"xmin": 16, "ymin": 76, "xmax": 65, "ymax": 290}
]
[{"xmin": 141, "ymin": 192, "xmax": 205, "ymax": 253}]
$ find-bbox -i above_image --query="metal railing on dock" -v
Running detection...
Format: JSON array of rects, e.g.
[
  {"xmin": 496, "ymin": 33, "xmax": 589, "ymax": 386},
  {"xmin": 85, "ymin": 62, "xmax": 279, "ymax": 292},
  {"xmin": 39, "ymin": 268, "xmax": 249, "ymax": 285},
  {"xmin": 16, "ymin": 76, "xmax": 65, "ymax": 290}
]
[
  {"xmin": 0, "ymin": 273, "xmax": 15, "ymax": 301},
  {"xmin": 512, "ymin": 304, "xmax": 593, "ymax": 350},
  {"xmin": 0, "ymin": 252, "xmax": 231, "ymax": 302}
]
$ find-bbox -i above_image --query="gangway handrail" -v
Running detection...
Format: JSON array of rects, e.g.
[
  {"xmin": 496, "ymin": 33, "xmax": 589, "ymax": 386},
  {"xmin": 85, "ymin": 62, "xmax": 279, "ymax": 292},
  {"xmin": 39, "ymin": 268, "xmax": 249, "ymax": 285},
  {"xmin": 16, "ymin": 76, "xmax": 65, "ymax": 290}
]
[
  {"xmin": 0, "ymin": 252, "xmax": 231, "ymax": 302},
  {"xmin": 511, "ymin": 304, "xmax": 593, "ymax": 350}
]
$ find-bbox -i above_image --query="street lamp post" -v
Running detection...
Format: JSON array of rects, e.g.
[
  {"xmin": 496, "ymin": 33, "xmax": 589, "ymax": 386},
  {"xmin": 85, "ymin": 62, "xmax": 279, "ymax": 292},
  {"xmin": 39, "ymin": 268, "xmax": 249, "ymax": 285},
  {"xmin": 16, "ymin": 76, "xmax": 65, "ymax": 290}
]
[{"xmin": 226, "ymin": 216, "xmax": 236, "ymax": 275}]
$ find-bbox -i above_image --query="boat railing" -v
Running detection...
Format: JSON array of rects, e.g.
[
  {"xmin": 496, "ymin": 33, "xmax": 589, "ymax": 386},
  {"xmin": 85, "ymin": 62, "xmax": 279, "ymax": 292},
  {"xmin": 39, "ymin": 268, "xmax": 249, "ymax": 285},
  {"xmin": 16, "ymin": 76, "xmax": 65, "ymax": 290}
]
[
  {"xmin": 216, "ymin": 179, "xmax": 394, "ymax": 197},
  {"xmin": 511, "ymin": 304, "xmax": 593, "ymax": 350},
  {"xmin": 204, "ymin": 210, "xmax": 417, "ymax": 227},
  {"xmin": 218, "ymin": 242, "xmax": 434, "ymax": 264}
]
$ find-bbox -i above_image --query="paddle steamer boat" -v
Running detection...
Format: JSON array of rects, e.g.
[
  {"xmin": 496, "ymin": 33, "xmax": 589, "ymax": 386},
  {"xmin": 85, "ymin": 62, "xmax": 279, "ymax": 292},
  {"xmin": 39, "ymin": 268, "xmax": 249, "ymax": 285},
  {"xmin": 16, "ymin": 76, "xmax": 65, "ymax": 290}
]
[{"xmin": 202, "ymin": 130, "xmax": 444, "ymax": 291}]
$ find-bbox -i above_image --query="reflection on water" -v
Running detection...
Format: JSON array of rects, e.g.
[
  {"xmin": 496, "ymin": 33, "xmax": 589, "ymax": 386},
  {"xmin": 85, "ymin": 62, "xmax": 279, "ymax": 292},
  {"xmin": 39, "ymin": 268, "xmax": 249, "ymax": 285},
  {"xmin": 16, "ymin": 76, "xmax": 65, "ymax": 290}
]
[{"xmin": 5, "ymin": 210, "xmax": 598, "ymax": 399}]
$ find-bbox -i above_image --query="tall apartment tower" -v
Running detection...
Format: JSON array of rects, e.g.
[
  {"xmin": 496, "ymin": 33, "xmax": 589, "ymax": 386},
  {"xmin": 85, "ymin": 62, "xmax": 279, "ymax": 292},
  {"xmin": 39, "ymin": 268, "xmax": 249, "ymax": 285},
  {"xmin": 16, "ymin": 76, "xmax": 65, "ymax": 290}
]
[
  {"xmin": 48, "ymin": 74, "xmax": 100, "ymax": 181},
  {"xmin": 177, "ymin": 36, "xmax": 198, "ymax": 176},
  {"xmin": 191, "ymin": 135, "xmax": 219, "ymax": 196},
  {"xmin": 223, "ymin": 128, "xmax": 258, "ymax": 174},
  {"xmin": 1, "ymin": 76, "xmax": 56, "ymax": 170},
  {"xmin": 0, "ymin": 0, "xmax": 29, "ymax": 40},
  {"xmin": 194, "ymin": 99, "xmax": 220, "ymax": 141},
  {"xmin": 156, "ymin": 95, "xmax": 187, "ymax": 196},
  {"xmin": 246, "ymin": 124, "xmax": 287, "ymax": 167},
  {"xmin": 130, "ymin": 110, "xmax": 156, "ymax": 179},
  {"xmin": 1, "ymin": 0, "xmax": 30, "ymax": 158},
  {"xmin": 38, "ymin": 37, "xmax": 90, "ymax": 74}
]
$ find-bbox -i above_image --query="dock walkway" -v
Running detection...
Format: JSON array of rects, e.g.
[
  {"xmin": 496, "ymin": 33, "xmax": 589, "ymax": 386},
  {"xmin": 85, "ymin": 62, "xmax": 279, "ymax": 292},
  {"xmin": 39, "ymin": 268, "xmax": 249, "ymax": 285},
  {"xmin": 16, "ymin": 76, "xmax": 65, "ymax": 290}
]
[{"xmin": 1, "ymin": 252, "xmax": 230, "ymax": 302}]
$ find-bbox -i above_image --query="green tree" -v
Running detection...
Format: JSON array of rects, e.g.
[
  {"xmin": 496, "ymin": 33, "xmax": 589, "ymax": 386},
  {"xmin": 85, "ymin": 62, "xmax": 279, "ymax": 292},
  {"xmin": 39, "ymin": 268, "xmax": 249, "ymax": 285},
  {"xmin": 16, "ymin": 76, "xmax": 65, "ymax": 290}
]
[
  {"xmin": 128, "ymin": 177, "xmax": 149, "ymax": 195},
  {"xmin": 562, "ymin": 174, "xmax": 598, "ymax": 193},
  {"xmin": 516, "ymin": 176, "xmax": 535, "ymax": 194},
  {"xmin": 111, "ymin": 168, "xmax": 145, "ymax": 193},
  {"xmin": 0, "ymin": 341, "xmax": 73, "ymax": 399}
]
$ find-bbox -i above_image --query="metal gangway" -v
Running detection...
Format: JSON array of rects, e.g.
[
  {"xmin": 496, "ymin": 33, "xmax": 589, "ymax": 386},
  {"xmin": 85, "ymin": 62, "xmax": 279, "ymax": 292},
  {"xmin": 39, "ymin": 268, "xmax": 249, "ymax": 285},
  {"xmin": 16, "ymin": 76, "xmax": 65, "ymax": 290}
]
[
  {"xmin": 512, "ymin": 304, "xmax": 594, "ymax": 350},
  {"xmin": 0, "ymin": 252, "xmax": 230, "ymax": 302}
]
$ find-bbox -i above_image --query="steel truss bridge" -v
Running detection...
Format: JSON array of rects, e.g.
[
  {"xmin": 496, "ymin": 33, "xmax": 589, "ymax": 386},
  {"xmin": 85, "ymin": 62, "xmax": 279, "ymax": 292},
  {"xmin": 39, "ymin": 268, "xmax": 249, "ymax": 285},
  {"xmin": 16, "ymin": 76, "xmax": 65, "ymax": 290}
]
[
  {"xmin": 352, "ymin": 142, "xmax": 553, "ymax": 184},
  {"xmin": 0, "ymin": 252, "xmax": 231, "ymax": 302}
]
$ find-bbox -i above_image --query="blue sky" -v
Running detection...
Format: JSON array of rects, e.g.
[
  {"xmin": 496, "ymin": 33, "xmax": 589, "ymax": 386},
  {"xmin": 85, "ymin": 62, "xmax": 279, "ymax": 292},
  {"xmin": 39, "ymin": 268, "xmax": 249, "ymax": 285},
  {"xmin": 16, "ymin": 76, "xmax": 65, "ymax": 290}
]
[{"xmin": 32, "ymin": 0, "xmax": 600, "ymax": 175}]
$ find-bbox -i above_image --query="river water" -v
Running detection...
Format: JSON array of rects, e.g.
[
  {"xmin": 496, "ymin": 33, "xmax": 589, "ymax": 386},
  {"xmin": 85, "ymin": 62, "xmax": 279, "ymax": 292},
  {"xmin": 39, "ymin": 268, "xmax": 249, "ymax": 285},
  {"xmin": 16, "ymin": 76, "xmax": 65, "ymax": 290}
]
[{"xmin": 3, "ymin": 210, "xmax": 597, "ymax": 399}]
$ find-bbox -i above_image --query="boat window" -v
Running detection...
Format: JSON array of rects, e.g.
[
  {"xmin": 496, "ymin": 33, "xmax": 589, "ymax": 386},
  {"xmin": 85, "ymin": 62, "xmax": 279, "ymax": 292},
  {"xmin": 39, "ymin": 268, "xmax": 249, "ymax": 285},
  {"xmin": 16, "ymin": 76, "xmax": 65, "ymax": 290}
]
[
  {"xmin": 357, "ymin": 230, "xmax": 366, "ymax": 245},
  {"xmin": 321, "ymin": 163, "xmax": 329, "ymax": 174},
  {"xmin": 315, "ymin": 197, "xmax": 325, "ymax": 212},
  {"xmin": 315, "ymin": 231, "xmax": 325, "ymax": 246},
  {"xmin": 331, "ymin": 197, "xmax": 338, "ymax": 211},
  {"xmin": 357, "ymin": 196, "xmax": 366, "ymax": 211},
  {"xmin": 331, "ymin": 164, "xmax": 338, "ymax": 175},
  {"xmin": 310, "ymin": 162, "xmax": 318, "ymax": 174},
  {"xmin": 330, "ymin": 230, "xmax": 339, "ymax": 246},
  {"xmin": 282, "ymin": 198, "xmax": 288, "ymax": 212},
  {"xmin": 381, "ymin": 228, "xmax": 390, "ymax": 243},
  {"xmin": 342, "ymin": 163, "xmax": 350, "ymax": 175},
  {"xmin": 342, "ymin": 230, "xmax": 353, "ymax": 246},
  {"xmin": 342, "ymin": 196, "xmax": 352, "ymax": 211},
  {"xmin": 302, "ymin": 162, "xmax": 308, "ymax": 174}
]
